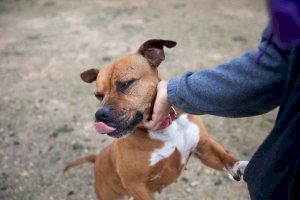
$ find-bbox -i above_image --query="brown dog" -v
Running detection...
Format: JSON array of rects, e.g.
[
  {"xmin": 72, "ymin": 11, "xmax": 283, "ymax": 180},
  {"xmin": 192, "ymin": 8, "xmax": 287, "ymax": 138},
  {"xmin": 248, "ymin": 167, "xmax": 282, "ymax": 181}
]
[{"xmin": 65, "ymin": 39, "xmax": 248, "ymax": 200}]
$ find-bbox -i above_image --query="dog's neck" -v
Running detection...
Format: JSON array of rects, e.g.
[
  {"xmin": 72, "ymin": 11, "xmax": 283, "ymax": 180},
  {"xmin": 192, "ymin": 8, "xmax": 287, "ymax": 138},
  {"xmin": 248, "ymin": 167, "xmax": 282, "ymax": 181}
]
[
  {"xmin": 137, "ymin": 106, "xmax": 178, "ymax": 134},
  {"xmin": 156, "ymin": 106, "xmax": 177, "ymax": 130}
]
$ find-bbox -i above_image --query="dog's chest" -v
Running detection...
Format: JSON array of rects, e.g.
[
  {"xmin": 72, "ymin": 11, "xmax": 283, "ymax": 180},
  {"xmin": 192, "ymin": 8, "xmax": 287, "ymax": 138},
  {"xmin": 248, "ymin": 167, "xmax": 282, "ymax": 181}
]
[{"xmin": 148, "ymin": 114, "xmax": 200, "ymax": 166}]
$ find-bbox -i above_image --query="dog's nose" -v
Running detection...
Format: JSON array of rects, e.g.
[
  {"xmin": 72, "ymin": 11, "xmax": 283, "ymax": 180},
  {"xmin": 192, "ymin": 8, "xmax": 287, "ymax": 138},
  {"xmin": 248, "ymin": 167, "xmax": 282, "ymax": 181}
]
[{"xmin": 95, "ymin": 107, "xmax": 111, "ymax": 123}]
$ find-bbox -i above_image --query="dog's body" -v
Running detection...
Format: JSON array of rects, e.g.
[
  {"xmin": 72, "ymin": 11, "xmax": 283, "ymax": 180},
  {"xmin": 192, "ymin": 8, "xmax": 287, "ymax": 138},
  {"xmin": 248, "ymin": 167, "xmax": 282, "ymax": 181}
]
[{"xmin": 65, "ymin": 40, "xmax": 248, "ymax": 200}]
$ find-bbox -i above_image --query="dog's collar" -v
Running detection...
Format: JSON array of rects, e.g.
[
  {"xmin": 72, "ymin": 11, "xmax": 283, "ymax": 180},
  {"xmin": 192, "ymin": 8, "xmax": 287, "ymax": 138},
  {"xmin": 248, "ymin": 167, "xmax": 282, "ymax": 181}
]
[{"xmin": 157, "ymin": 106, "xmax": 177, "ymax": 130}]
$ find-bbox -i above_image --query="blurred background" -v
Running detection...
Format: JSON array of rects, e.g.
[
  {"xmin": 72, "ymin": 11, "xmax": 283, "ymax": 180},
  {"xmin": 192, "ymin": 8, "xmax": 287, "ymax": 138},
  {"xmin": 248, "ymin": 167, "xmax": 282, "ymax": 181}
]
[{"xmin": 0, "ymin": 0, "xmax": 276, "ymax": 199}]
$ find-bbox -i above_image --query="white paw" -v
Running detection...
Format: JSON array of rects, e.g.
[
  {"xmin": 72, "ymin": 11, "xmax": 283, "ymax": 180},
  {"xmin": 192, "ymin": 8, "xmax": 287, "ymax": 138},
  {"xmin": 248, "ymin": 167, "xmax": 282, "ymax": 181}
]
[
  {"xmin": 230, "ymin": 161, "xmax": 249, "ymax": 181},
  {"xmin": 235, "ymin": 161, "xmax": 248, "ymax": 174}
]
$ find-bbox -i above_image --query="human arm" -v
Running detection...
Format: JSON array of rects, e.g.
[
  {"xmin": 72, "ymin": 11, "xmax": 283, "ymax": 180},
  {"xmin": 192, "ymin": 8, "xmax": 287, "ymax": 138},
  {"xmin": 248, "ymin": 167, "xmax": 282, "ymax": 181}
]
[
  {"xmin": 167, "ymin": 31, "xmax": 290, "ymax": 117},
  {"xmin": 142, "ymin": 25, "xmax": 290, "ymax": 129}
]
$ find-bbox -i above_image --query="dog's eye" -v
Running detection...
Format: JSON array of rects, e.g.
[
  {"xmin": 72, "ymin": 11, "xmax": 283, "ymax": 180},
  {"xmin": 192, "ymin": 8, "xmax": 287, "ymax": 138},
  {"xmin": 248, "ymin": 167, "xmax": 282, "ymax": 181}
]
[
  {"xmin": 116, "ymin": 79, "xmax": 136, "ymax": 92},
  {"xmin": 95, "ymin": 93, "xmax": 104, "ymax": 100}
]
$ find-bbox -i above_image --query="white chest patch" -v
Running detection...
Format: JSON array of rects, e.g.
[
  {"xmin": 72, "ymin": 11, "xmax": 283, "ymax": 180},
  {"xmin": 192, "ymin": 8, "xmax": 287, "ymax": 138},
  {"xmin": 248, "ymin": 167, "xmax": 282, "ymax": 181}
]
[{"xmin": 149, "ymin": 114, "xmax": 200, "ymax": 166}]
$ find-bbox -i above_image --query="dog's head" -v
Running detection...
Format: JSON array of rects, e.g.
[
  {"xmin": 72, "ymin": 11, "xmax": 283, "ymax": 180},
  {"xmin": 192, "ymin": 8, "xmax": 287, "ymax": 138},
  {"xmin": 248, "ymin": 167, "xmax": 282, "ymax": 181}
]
[{"xmin": 81, "ymin": 39, "xmax": 176, "ymax": 138}]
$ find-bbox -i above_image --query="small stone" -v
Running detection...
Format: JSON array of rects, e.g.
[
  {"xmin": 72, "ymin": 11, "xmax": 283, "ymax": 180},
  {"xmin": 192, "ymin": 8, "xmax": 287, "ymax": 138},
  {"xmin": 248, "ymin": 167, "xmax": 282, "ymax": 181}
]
[
  {"xmin": 0, "ymin": 186, "xmax": 7, "ymax": 191},
  {"xmin": 186, "ymin": 187, "xmax": 192, "ymax": 193},
  {"xmin": 83, "ymin": 122, "xmax": 91, "ymax": 130},
  {"xmin": 226, "ymin": 174, "xmax": 235, "ymax": 181},
  {"xmin": 180, "ymin": 176, "xmax": 189, "ymax": 183},
  {"xmin": 67, "ymin": 191, "xmax": 75, "ymax": 196},
  {"xmin": 9, "ymin": 132, "xmax": 16, "ymax": 137},
  {"xmin": 102, "ymin": 56, "xmax": 112, "ymax": 62},
  {"xmin": 1, "ymin": 172, "xmax": 9, "ymax": 179},
  {"xmin": 44, "ymin": 1, "xmax": 55, "ymax": 6},
  {"xmin": 51, "ymin": 124, "xmax": 73, "ymax": 138},
  {"xmin": 21, "ymin": 170, "xmax": 29, "ymax": 177},
  {"xmin": 13, "ymin": 141, "xmax": 20, "ymax": 145},
  {"xmin": 190, "ymin": 181, "xmax": 200, "ymax": 187},
  {"xmin": 267, "ymin": 118, "xmax": 275, "ymax": 123},
  {"xmin": 51, "ymin": 132, "xmax": 58, "ymax": 138},
  {"xmin": 212, "ymin": 175, "xmax": 222, "ymax": 186},
  {"xmin": 48, "ymin": 146, "xmax": 54, "ymax": 152},
  {"xmin": 73, "ymin": 143, "xmax": 84, "ymax": 151},
  {"xmin": 173, "ymin": 3, "xmax": 186, "ymax": 9},
  {"xmin": 242, "ymin": 149, "xmax": 250, "ymax": 156},
  {"xmin": 232, "ymin": 36, "xmax": 247, "ymax": 43}
]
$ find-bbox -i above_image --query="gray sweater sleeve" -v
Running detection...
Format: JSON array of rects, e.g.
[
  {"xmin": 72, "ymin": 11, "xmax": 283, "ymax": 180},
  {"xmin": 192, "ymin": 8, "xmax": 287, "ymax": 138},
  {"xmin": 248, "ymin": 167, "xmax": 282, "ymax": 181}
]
[{"xmin": 167, "ymin": 27, "xmax": 290, "ymax": 117}]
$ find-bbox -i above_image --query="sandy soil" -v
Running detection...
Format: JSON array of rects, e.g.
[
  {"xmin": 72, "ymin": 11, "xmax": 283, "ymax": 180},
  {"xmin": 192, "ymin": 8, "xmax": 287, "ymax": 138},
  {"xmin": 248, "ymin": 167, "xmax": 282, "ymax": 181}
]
[{"xmin": 0, "ymin": 0, "xmax": 277, "ymax": 199}]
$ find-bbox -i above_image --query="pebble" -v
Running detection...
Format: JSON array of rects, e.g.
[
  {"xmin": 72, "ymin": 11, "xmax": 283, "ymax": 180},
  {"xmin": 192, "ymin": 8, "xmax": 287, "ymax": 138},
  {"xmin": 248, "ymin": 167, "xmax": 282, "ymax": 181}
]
[
  {"xmin": 21, "ymin": 170, "xmax": 29, "ymax": 177},
  {"xmin": 212, "ymin": 175, "xmax": 222, "ymax": 186},
  {"xmin": 186, "ymin": 187, "xmax": 192, "ymax": 193},
  {"xmin": 226, "ymin": 174, "xmax": 235, "ymax": 181},
  {"xmin": 190, "ymin": 181, "xmax": 200, "ymax": 187},
  {"xmin": 242, "ymin": 148, "xmax": 250, "ymax": 156},
  {"xmin": 180, "ymin": 176, "xmax": 189, "ymax": 183},
  {"xmin": 29, "ymin": 162, "xmax": 34, "ymax": 167},
  {"xmin": 0, "ymin": 186, "xmax": 7, "ymax": 191},
  {"xmin": 51, "ymin": 124, "xmax": 74, "ymax": 138},
  {"xmin": 1, "ymin": 172, "xmax": 9, "ymax": 179},
  {"xmin": 73, "ymin": 143, "xmax": 84, "ymax": 151},
  {"xmin": 67, "ymin": 191, "xmax": 75, "ymax": 196}
]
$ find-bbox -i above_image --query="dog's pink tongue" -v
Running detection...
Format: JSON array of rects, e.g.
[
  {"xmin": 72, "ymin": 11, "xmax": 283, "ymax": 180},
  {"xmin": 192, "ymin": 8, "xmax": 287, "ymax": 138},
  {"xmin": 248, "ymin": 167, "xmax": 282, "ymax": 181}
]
[{"xmin": 94, "ymin": 122, "xmax": 116, "ymax": 134}]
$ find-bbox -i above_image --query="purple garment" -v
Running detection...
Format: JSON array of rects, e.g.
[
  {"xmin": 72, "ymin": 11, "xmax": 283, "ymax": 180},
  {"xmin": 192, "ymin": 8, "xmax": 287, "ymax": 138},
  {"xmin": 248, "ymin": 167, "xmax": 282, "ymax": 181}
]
[
  {"xmin": 256, "ymin": 0, "xmax": 300, "ymax": 63},
  {"xmin": 269, "ymin": 0, "xmax": 300, "ymax": 47}
]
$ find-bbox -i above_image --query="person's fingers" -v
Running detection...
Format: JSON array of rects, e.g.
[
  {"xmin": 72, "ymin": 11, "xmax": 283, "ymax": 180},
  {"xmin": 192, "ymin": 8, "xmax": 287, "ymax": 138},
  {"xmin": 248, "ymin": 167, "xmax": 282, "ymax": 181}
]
[
  {"xmin": 144, "ymin": 120, "xmax": 163, "ymax": 131},
  {"xmin": 142, "ymin": 112, "xmax": 165, "ymax": 130},
  {"xmin": 142, "ymin": 120, "xmax": 158, "ymax": 130},
  {"xmin": 140, "ymin": 80, "xmax": 171, "ymax": 130},
  {"xmin": 142, "ymin": 107, "xmax": 167, "ymax": 129},
  {"xmin": 139, "ymin": 110, "xmax": 162, "ymax": 130},
  {"xmin": 145, "ymin": 107, "xmax": 171, "ymax": 130}
]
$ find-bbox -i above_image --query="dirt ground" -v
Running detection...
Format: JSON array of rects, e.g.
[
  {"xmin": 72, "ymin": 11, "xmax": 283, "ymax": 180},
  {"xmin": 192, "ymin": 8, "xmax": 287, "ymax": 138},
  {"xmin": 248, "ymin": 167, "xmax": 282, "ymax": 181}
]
[{"xmin": 0, "ymin": 0, "xmax": 277, "ymax": 199}]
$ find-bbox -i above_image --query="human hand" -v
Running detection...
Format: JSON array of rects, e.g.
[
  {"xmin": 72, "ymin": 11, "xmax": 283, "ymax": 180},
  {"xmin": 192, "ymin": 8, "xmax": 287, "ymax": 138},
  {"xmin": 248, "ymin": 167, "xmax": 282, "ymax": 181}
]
[{"xmin": 141, "ymin": 80, "xmax": 171, "ymax": 130}]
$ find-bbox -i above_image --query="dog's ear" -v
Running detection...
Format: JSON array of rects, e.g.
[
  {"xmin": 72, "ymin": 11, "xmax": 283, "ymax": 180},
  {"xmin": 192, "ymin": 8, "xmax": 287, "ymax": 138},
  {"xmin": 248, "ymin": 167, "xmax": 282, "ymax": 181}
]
[
  {"xmin": 138, "ymin": 39, "xmax": 176, "ymax": 67},
  {"xmin": 80, "ymin": 68, "xmax": 99, "ymax": 83}
]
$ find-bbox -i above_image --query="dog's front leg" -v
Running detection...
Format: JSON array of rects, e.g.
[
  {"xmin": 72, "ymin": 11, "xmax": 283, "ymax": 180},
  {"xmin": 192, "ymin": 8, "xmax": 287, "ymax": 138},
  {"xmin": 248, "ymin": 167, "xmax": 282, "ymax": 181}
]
[
  {"xmin": 194, "ymin": 137, "xmax": 248, "ymax": 181},
  {"xmin": 125, "ymin": 183, "xmax": 153, "ymax": 200}
]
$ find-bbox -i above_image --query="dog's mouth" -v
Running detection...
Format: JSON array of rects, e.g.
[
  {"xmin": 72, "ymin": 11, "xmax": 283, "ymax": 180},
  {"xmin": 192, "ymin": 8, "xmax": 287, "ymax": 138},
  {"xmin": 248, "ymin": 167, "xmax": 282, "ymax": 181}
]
[{"xmin": 94, "ymin": 111, "xmax": 143, "ymax": 138}]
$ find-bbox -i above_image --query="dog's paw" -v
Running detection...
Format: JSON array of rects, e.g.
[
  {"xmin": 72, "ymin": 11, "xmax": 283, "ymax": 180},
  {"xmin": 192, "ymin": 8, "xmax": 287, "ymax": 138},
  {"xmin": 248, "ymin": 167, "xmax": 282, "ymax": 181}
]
[{"xmin": 229, "ymin": 161, "xmax": 249, "ymax": 181}]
